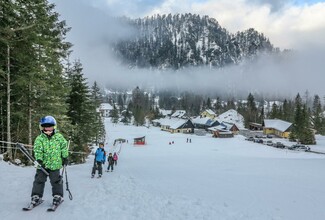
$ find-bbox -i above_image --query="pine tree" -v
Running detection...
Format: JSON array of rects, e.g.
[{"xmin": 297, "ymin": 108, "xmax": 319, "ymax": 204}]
[
  {"xmin": 206, "ymin": 97, "xmax": 211, "ymax": 109},
  {"xmin": 91, "ymin": 81, "xmax": 103, "ymax": 107},
  {"xmin": 66, "ymin": 61, "xmax": 99, "ymax": 163},
  {"xmin": 214, "ymin": 97, "xmax": 222, "ymax": 115},
  {"xmin": 244, "ymin": 93, "xmax": 258, "ymax": 127},
  {"xmin": 269, "ymin": 103, "xmax": 279, "ymax": 119},
  {"xmin": 90, "ymin": 81, "xmax": 105, "ymax": 144},
  {"xmin": 258, "ymin": 106, "xmax": 265, "ymax": 124},
  {"xmin": 110, "ymin": 104, "xmax": 119, "ymax": 124},
  {"xmin": 282, "ymin": 99, "xmax": 293, "ymax": 122},
  {"xmin": 117, "ymin": 93, "xmax": 124, "ymax": 113},
  {"xmin": 133, "ymin": 105, "xmax": 145, "ymax": 126},
  {"xmin": 131, "ymin": 86, "xmax": 146, "ymax": 126},
  {"xmin": 121, "ymin": 108, "xmax": 131, "ymax": 125},
  {"xmin": 312, "ymin": 95, "xmax": 323, "ymax": 134},
  {"xmin": 290, "ymin": 93, "xmax": 315, "ymax": 144},
  {"xmin": 294, "ymin": 94, "xmax": 304, "ymax": 136}
]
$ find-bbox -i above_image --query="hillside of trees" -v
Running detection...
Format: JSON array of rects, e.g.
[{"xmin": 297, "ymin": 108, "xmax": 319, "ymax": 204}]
[{"xmin": 112, "ymin": 13, "xmax": 276, "ymax": 69}]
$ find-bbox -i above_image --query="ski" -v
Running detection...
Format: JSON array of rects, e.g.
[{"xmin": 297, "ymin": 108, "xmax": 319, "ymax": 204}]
[
  {"xmin": 47, "ymin": 200, "xmax": 64, "ymax": 212},
  {"xmin": 91, "ymin": 174, "xmax": 102, "ymax": 178},
  {"xmin": 22, "ymin": 199, "xmax": 44, "ymax": 211}
]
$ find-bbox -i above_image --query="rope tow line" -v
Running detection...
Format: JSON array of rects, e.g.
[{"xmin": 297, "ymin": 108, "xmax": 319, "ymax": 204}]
[{"xmin": 0, "ymin": 140, "xmax": 89, "ymax": 155}]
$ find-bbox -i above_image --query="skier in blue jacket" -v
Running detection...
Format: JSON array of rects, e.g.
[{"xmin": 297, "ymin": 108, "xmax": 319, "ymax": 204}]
[{"xmin": 91, "ymin": 143, "xmax": 106, "ymax": 178}]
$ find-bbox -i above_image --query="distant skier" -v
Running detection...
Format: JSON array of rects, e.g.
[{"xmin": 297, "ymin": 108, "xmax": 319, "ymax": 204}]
[
  {"xmin": 28, "ymin": 116, "xmax": 68, "ymax": 208},
  {"xmin": 107, "ymin": 153, "xmax": 114, "ymax": 172},
  {"xmin": 113, "ymin": 152, "xmax": 118, "ymax": 166},
  {"xmin": 91, "ymin": 143, "xmax": 106, "ymax": 178}
]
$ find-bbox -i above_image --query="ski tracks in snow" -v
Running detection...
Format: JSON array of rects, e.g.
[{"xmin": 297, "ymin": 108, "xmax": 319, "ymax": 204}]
[{"xmin": 69, "ymin": 163, "xmax": 250, "ymax": 220}]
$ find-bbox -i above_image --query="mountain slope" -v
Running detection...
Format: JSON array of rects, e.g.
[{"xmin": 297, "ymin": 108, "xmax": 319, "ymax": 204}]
[
  {"xmin": 1, "ymin": 119, "xmax": 325, "ymax": 220},
  {"xmin": 113, "ymin": 13, "xmax": 275, "ymax": 69}
]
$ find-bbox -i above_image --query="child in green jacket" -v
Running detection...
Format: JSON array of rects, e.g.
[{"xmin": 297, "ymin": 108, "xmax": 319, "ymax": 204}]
[{"xmin": 29, "ymin": 116, "xmax": 68, "ymax": 206}]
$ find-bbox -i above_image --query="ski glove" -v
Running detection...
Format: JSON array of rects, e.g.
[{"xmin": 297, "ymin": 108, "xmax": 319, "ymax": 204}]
[
  {"xmin": 102, "ymin": 160, "xmax": 105, "ymax": 165},
  {"xmin": 62, "ymin": 157, "xmax": 68, "ymax": 166}
]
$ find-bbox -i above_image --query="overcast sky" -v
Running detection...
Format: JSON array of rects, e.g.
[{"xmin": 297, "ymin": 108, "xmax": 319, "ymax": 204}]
[{"xmin": 51, "ymin": 0, "xmax": 325, "ymax": 98}]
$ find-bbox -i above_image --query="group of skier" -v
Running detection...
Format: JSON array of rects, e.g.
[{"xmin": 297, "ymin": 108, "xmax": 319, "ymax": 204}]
[
  {"xmin": 22, "ymin": 115, "xmax": 119, "ymax": 211},
  {"xmin": 91, "ymin": 143, "xmax": 118, "ymax": 178}
]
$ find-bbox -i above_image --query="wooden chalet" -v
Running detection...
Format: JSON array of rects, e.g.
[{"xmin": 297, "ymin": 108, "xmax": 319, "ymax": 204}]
[
  {"xmin": 173, "ymin": 119, "xmax": 194, "ymax": 133},
  {"xmin": 200, "ymin": 109, "xmax": 217, "ymax": 119},
  {"xmin": 214, "ymin": 130, "xmax": 234, "ymax": 138},
  {"xmin": 222, "ymin": 122, "xmax": 240, "ymax": 135},
  {"xmin": 171, "ymin": 110, "xmax": 187, "ymax": 118},
  {"xmin": 155, "ymin": 118, "xmax": 194, "ymax": 134},
  {"xmin": 208, "ymin": 125, "xmax": 234, "ymax": 138},
  {"xmin": 262, "ymin": 119, "xmax": 292, "ymax": 138},
  {"xmin": 192, "ymin": 116, "xmax": 220, "ymax": 130},
  {"xmin": 98, "ymin": 103, "xmax": 113, "ymax": 117}
]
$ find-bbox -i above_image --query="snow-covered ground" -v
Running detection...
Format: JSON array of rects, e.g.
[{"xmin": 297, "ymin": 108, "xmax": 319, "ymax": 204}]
[{"xmin": 1, "ymin": 118, "xmax": 325, "ymax": 220}]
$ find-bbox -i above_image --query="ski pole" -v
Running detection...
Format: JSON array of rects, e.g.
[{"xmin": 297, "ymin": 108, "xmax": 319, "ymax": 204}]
[
  {"xmin": 63, "ymin": 140, "xmax": 73, "ymax": 200},
  {"xmin": 62, "ymin": 165, "xmax": 73, "ymax": 200},
  {"xmin": 16, "ymin": 143, "xmax": 49, "ymax": 176}
]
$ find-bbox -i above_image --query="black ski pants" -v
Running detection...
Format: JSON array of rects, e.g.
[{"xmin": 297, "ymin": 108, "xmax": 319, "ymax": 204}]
[
  {"xmin": 107, "ymin": 163, "xmax": 114, "ymax": 171},
  {"xmin": 31, "ymin": 169, "xmax": 63, "ymax": 198},
  {"xmin": 92, "ymin": 161, "xmax": 103, "ymax": 175}
]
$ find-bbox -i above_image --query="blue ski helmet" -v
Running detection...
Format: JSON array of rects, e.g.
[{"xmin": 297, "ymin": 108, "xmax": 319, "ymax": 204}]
[{"xmin": 40, "ymin": 116, "xmax": 57, "ymax": 127}]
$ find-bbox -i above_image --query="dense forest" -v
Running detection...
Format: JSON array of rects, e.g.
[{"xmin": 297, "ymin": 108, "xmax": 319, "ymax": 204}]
[
  {"xmin": 112, "ymin": 14, "xmax": 276, "ymax": 69},
  {"xmin": 0, "ymin": 0, "xmax": 105, "ymax": 163}
]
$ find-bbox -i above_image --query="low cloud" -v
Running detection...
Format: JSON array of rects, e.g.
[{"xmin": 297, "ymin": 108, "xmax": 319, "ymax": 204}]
[
  {"xmin": 100, "ymin": 49, "xmax": 325, "ymax": 99},
  {"xmin": 51, "ymin": 0, "xmax": 325, "ymax": 99}
]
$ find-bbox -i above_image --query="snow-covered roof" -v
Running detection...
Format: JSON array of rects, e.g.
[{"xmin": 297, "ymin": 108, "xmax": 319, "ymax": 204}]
[
  {"xmin": 192, "ymin": 116, "xmax": 212, "ymax": 125},
  {"xmin": 192, "ymin": 116, "xmax": 219, "ymax": 126},
  {"xmin": 154, "ymin": 118, "xmax": 189, "ymax": 129},
  {"xmin": 171, "ymin": 110, "xmax": 186, "ymax": 118},
  {"xmin": 208, "ymin": 125, "xmax": 227, "ymax": 132},
  {"xmin": 217, "ymin": 130, "xmax": 233, "ymax": 135},
  {"xmin": 160, "ymin": 109, "xmax": 172, "ymax": 116},
  {"xmin": 263, "ymin": 119, "xmax": 292, "ymax": 132},
  {"xmin": 217, "ymin": 109, "xmax": 245, "ymax": 129},
  {"xmin": 205, "ymin": 109, "xmax": 216, "ymax": 115},
  {"xmin": 221, "ymin": 122, "xmax": 236, "ymax": 130},
  {"xmin": 99, "ymin": 103, "xmax": 113, "ymax": 110},
  {"xmin": 170, "ymin": 119, "xmax": 189, "ymax": 129}
]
